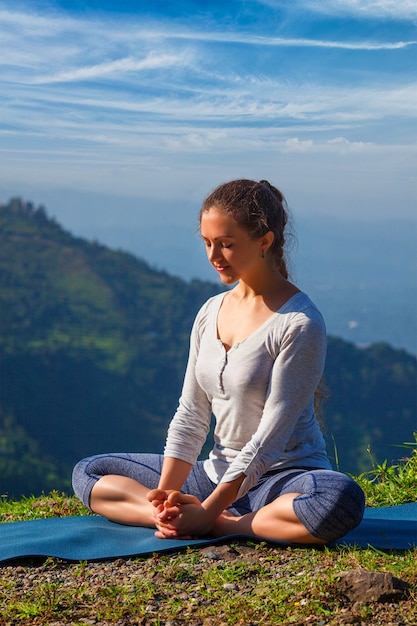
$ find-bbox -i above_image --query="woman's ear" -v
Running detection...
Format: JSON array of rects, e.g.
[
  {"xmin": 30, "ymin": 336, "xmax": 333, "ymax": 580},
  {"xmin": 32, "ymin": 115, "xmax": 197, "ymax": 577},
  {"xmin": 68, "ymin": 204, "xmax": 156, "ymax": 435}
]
[{"xmin": 262, "ymin": 230, "xmax": 275, "ymax": 252}]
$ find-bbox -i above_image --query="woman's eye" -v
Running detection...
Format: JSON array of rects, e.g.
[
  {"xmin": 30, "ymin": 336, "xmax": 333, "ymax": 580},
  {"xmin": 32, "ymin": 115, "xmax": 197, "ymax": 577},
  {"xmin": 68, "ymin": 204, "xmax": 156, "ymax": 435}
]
[{"xmin": 201, "ymin": 240, "xmax": 232, "ymax": 249}]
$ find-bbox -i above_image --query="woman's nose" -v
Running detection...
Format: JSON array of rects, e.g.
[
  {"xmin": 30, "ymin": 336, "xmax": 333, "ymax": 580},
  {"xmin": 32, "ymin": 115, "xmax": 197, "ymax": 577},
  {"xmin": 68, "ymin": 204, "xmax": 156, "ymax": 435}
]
[{"xmin": 208, "ymin": 244, "xmax": 221, "ymax": 262}]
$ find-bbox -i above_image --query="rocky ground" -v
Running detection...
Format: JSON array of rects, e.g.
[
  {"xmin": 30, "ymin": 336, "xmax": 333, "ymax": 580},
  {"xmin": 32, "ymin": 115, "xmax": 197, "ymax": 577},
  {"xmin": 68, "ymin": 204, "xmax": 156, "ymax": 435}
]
[{"xmin": 0, "ymin": 542, "xmax": 415, "ymax": 626}]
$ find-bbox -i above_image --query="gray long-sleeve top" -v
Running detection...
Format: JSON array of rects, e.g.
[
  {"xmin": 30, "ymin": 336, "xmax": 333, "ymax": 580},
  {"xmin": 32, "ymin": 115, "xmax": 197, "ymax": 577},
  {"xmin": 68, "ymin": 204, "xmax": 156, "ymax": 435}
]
[{"xmin": 164, "ymin": 291, "xmax": 331, "ymax": 500}]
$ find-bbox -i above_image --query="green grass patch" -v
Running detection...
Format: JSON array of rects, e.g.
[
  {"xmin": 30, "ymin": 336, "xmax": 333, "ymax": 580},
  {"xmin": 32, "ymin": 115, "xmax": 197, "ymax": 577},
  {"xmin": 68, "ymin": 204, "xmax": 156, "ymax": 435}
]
[
  {"xmin": 353, "ymin": 433, "xmax": 417, "ymax": 506},
  {"xmin": 0, "ymin": 491, "xmax": 90, "ymax": 523}
]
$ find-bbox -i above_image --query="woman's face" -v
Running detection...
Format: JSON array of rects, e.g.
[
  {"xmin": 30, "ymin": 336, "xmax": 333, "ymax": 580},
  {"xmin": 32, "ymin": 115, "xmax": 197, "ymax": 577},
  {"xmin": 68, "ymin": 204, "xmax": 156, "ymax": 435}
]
[{"xmin": 200, "ymin": 206, "xmax": 266, "ymax": 285}]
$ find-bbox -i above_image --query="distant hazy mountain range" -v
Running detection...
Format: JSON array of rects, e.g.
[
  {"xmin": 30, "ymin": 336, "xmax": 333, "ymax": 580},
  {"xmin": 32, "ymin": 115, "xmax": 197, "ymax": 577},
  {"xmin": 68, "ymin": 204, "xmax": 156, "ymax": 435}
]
[{"xmin": 0, "ymin": 198, "xmax": 416, "ymax": 498}]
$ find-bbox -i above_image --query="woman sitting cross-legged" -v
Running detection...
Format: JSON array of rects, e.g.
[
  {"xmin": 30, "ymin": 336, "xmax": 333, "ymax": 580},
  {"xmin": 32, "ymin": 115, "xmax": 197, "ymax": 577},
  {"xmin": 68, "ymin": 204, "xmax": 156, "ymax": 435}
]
[{"xmin": 72, "ymin": 178, "xmax": 365, "ymax": 544}]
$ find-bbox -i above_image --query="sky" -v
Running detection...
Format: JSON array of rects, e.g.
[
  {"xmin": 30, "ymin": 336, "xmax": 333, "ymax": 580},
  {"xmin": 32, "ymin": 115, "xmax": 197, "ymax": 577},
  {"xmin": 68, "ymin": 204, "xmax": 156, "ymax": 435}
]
[{"xmin": 1, "ymin": 0, "xmax": 416, "ymax": 230}]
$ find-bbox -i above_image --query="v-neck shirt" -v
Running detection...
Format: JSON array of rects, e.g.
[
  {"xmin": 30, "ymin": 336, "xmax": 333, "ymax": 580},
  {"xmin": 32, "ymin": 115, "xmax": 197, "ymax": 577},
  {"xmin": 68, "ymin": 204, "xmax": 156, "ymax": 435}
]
[{"xmin": 164, "ymin": 291, "xmax": 331, "ymax": 499}]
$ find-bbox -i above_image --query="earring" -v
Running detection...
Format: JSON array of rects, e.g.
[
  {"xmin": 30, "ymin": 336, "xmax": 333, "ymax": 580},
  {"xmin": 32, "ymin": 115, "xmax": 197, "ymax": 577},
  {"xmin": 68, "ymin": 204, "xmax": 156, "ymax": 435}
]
[{"xmin": 260, "ymin": 249, "xmax": 265, "ymax": 259}]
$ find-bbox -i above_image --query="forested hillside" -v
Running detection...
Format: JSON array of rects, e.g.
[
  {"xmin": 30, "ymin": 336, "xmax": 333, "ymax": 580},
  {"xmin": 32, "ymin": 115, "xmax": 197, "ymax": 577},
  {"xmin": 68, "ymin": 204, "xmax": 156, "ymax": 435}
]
[{"xmin": 1, "ymin": 198, "xmax": 415, "ymax": 498}]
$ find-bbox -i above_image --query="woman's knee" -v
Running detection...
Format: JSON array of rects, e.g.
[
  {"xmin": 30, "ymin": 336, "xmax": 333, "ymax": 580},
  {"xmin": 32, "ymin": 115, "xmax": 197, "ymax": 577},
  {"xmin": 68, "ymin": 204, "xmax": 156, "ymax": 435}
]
[
  {"xmin": 72, "ymin": 457, "xmax": 98, "ymax": 509},
  {"xmin": 291, "ymin": 470, "xmax": 365, "ymax": 542},
  {"xmin": 72, "ymin": 452, "xmax": 164, "ymax": 508}
]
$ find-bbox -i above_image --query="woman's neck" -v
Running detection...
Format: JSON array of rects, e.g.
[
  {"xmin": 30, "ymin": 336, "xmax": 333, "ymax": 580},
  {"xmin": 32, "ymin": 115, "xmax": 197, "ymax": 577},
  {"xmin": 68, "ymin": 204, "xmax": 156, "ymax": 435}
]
[{"xmin": 234, "ymin": 268, "xmax": 297, "ymax": 302}]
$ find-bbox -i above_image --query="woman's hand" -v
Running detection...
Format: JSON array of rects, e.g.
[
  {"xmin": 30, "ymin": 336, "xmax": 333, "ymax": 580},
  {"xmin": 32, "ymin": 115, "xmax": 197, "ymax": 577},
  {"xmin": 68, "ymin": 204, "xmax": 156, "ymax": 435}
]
[{"xmin": 147, "ymin": 490, "xmax": 214, "ymax": 539}]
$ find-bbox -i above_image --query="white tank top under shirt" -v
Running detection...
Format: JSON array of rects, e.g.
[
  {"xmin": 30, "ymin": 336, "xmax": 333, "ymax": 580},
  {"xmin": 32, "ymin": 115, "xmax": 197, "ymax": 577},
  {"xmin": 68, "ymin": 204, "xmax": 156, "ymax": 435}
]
[{"xmin": 164, "ymin": 291, "xmax": 331, "ymax": 500}]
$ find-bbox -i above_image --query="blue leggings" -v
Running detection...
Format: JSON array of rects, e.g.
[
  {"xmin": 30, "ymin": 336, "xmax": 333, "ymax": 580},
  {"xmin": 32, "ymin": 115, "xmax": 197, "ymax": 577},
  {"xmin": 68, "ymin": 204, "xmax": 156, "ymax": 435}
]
[{"xmin": 72, "ymin": 452, "xmax": 365, "ymax": 543}]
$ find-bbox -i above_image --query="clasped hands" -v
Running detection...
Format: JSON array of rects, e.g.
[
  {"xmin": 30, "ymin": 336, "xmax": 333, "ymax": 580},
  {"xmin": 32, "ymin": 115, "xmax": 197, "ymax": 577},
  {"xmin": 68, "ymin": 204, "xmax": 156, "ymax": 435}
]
[{"xmin": 146, "ymin": 489, "xmax": 214, "ymax": 539}]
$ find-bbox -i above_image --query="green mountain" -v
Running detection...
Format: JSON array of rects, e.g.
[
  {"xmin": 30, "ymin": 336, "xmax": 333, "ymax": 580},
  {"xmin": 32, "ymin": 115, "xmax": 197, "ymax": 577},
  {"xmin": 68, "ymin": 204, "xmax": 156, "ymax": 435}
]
[{"xmin": 0, "ymin": 198, "xmax": 415, "ymax": 498}]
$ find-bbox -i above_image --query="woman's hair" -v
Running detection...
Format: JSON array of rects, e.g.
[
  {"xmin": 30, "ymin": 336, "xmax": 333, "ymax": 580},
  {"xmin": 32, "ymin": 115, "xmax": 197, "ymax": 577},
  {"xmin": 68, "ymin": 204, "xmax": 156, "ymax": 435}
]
[{"xmin": 200, "ymin": 179, "xmax": 290, "ymax": 278}]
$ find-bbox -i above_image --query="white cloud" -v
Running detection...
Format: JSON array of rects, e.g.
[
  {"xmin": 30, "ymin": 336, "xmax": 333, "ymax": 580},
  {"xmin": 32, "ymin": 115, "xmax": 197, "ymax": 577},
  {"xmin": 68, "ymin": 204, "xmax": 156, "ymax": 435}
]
[
  {"xmin": 133, "ymin": 28, "xmax": 416, "ymax": 50},
  {"xmin": 187, "ymin": 32, "xmax": 415, "ymax": 50},
  {"xmin": 327, "ymin": 137, "xmax": 371, "ymax": 151},
  {"xmin": 292, "ymin": 0, "xmax": 417, "ymax": 20},
  {"xmin": 284, "ymin": 138, "xmax": 314, "ymax": 152},
  {"xmin": 283, "ymin": 136, "xmax": 375, "ymax": 154},
  {"xmin": 0, "ymin": 7, "xmax": 68, "ymax": 34},
  {"xmin": 30, "ymin": 52, "xmax": 192, "ymax": 84}
]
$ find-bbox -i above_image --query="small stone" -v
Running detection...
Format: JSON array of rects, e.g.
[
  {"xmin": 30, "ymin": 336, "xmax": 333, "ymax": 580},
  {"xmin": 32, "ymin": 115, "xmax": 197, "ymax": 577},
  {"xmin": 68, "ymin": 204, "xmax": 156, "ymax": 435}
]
[
  {"xmin": 203, "ymin": 551, "xmax": 220, "ymax": 560},
  {"xmin": 223, "ymin": 583, "xmax": 237, "ymax": 591}
]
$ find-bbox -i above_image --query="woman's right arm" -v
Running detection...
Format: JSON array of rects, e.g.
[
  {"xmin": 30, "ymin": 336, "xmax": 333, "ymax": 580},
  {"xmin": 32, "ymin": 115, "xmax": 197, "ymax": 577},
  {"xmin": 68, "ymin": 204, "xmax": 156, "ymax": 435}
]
[
  {"xmin": 163, "ymin": 305, "xmax": 213, "ymax": 470},
  {"xmin": 149, "ymin": 299, "xmax": 214, "ymax": 533}
]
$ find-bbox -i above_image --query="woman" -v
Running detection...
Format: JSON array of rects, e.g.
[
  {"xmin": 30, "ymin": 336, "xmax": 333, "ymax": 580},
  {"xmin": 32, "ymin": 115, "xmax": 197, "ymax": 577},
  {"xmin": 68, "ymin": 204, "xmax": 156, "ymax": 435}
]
[{"xmin": 72, "ymin": 179, "xmax": 365, "ymax": 544}]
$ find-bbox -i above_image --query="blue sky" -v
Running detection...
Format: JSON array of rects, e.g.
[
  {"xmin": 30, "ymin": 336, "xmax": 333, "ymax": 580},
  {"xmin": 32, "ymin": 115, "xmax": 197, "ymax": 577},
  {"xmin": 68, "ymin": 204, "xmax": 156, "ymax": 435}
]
[{"xmin": 1, "ymin": 0, "xmax": 416, "ymax": 236}]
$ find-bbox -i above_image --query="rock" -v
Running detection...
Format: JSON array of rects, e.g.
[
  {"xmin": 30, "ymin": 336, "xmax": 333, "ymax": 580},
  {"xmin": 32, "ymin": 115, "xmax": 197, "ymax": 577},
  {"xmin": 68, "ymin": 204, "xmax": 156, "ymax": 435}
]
[{"xmin": 337, "ymin": 568, "xmax": 409, "ymax": 603}]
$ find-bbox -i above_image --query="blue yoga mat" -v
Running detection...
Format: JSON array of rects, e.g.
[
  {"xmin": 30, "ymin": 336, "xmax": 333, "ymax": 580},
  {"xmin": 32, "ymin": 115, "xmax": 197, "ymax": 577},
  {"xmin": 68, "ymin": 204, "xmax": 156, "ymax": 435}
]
[{"xmin": 0, "ymin": 503, "xmax": 416, "ymax": 563}]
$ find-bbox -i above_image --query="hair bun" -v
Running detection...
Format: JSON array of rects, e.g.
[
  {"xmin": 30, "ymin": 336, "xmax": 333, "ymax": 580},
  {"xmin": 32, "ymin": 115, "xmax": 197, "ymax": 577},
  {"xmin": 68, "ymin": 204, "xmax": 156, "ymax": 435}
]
[{"xmin": 259, "ymin": 180, "xmax": 282, "ymax": 202}]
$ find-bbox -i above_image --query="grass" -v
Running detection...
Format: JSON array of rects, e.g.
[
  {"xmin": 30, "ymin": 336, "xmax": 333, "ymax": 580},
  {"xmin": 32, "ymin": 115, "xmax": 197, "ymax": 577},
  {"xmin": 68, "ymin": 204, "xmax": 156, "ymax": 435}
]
[
  {"xmin": 0, "ymin": 490, "xmax": 90, "ymax": 523},
  {"xmin": 0, "ymin": 438, "xmax": 416, "ymax": 625},
  {"xmin": 353, "ymin": 435, "xmax": 417, "ymax": 506}
]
